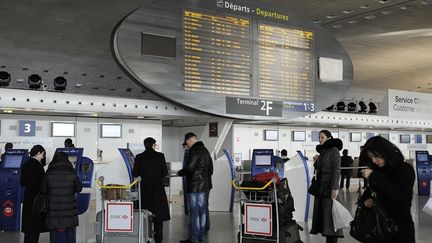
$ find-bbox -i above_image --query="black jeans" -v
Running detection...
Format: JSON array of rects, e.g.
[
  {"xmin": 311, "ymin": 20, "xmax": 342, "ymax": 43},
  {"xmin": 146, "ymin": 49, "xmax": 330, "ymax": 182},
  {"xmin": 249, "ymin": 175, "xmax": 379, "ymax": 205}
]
[
  {"xmin": 340, "ymin": 173, "xmax": 351, "ymax": 189},
  {"xmin": 154, "ymin": 220, "xmax": 163, "ymax": 243},
  {"xmin": 24, "ymin": 232, "xmax": 40, "ymax": 243},
  {"xmin": 326, "ymin": 236, "xmax": 338, "ymax": 243}
]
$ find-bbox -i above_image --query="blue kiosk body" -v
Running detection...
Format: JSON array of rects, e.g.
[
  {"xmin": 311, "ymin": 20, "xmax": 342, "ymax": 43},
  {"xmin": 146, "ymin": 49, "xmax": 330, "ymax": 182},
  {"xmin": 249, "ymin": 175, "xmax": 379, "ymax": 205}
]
[
  {"xmin": 251, "ymin": 149, "xmax": 283, "ymax": 178},
  {"xmin": 415, "ymin": 151, "xmax": 431, "ymax": 196},
  {"xmin": 118, "ymin": 148, "xmax": 136, "ymax": 184},
  {"xmin": 0, "ymin": 149, "xmax": 29, "ymax": 231}
]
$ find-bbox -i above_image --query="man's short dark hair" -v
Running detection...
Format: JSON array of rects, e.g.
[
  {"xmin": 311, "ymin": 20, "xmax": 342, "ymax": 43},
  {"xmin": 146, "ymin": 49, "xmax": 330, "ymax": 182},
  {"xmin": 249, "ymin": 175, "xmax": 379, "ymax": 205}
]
[
  {"xmin": 182, "ymin": 132, "xmax": 197, "ymax": 146},
  {"xmin": 281, "ymin": 149, "xmax": 287, "ymax": 156},
  {"xmin": 64, "ymin": 138, "xmax": 74, "ymax": 148},
  {"xmin": 144, "ymin": 137, "xmax": 156, "ymax": 150},
  {"xmin": 5, "ymin": 143, "xmax": 13, "ymax": 150}
]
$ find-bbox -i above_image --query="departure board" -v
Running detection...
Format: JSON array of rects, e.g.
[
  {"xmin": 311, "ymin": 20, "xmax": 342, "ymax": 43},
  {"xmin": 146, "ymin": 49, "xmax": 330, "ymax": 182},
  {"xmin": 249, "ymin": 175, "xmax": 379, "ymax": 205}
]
[
  {"xmin": 258, "ymin": 24, "xmax": 314, "ymax": 101},
  {"xmin": 183, "ymin": 10, "xmax": 252, "ymax": 96}
]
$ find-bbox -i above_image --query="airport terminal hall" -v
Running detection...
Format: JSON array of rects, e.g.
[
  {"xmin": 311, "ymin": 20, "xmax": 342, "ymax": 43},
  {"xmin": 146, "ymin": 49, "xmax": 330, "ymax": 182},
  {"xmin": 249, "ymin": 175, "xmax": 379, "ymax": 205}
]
[{"xmin": 2, "ymin": 0, "xmax": 432, "ymax": 243}]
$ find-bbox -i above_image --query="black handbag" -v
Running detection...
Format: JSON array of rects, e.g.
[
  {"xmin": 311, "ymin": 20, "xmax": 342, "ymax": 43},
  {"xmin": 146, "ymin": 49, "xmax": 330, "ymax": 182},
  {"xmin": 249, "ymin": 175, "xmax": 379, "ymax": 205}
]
[
  {"xmin": 308, "ymin": 160, "xmax": 331, "ymax": 198},
  {"xmin": 31, "ymin": 192, "xmax": 47, "ymax": 214},
  {"xmin": 350, "ymin": 190, "xmax": 398, "ymax": 242}
]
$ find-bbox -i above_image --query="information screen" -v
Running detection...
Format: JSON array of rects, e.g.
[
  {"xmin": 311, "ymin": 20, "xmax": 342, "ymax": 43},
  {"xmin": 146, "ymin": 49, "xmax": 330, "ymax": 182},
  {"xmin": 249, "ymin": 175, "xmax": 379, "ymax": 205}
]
[
  {"xmin": 417, "ymin": 153, "xmax": 429, "ymax": 162},
  {"xmin": 3, "ymin": 155, "xmax": 23, "ymax": 168},
  {"xmin": 258, "ymin": 24, "xmax": 314, "ymax": 101},
  {"xmin": 255, "ymin": 155, "xmax": 272, "ymax": 166},
  {"xmin": 184, "ymin": 10, "xmax": 252, "ymax": 96}
]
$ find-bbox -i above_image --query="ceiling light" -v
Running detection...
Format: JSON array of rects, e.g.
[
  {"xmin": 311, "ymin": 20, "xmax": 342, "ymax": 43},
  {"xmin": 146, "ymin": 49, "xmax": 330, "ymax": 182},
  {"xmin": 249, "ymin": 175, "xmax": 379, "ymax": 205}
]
[
  {"xmin": 332, "ymin": 24, "xmax": 343, "ymax": 29},
  {"xmin": 0, "ymin": 71, "xmax": 11, "ymax": 87},
  {"xmin": 28, "ymin": 74, "xmax": 42, "ymax": 89},
  {"xmin": 377, "ymin": 0, "xmax": 391, "ymax": 3},
  {"xmin": 75, "ymin": 83, "xmax": 82, "ymax": 88},
  {"xmin": 421, "ymin": 0, "xmax": 432, "ymax": 5},
  {"xmin": 364, "ymin": 15, "xmax": 377, "ymax": 20},
  {"xmin": 326, "ymin": 14, "xmax": 337, "ymax": 19},
  {"xmin": 336, "ymin": 101, "xmax": 345, "ymax": 111},
  {"xmin": 347, "ymin": 102, "xmax": 356, "ymax": 112},
  {"xmin": 326, "ymin": 104, "xmax": 334, "ymax": 111},
  {"xmin": 348, "ymin": 20, "xmax": 359, "ymax": 24},
  {"xmin": 343, "ymin": 9, "xmax": 354, "ymax": 14},
  {"xmin": 3, "ymin": 109, "xmax": 13, "ymax": 113},
  {"xmin": 137, "ymin": 116, "xmax": 144, "ymax": 119},
  {"xmin": 313, "ymin": 19, "xmax": 322, "ymax": 23},
  {"xmin": 400, "ymin": 5, "xmax": 412, "ymax": 10},
  {"xmin": 54, "ymin": 76, "xmax": 67, "ymax": 91},
  {"xmin": 359, "ymin": 101, "xmax": 368, "ymax": 112},
  {"xmin": 369, "ymin": 102, "xmax": 377, "ymax": 114},
  {"xmin": 360, "ymin": 4, "xmax": 371, "ymax": 9},
  {"xmin": 381, "ymin": 10, "xmax": 392, "ymax": 15}
]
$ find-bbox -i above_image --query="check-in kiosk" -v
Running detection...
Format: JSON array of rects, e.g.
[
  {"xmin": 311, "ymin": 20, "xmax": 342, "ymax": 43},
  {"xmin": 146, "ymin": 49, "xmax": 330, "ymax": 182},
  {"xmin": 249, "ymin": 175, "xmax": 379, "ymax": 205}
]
[
  {"xmin": 251, "ymin": 149, "xmax": 278, "ymax": 177},
  {"xmin": 0, "ymin": 149, "xmax": 29, "ymax": 231},
  {"xmin": 415, "ymin": 151, "xmax": 431, "ymax": 196},
  {"xmin": 95, "ymin": 148, "xmax": 135, "ymax": 213},
  {"xmin": 54, "ymin": 147, "xmax": 94, "ymax": 243}
]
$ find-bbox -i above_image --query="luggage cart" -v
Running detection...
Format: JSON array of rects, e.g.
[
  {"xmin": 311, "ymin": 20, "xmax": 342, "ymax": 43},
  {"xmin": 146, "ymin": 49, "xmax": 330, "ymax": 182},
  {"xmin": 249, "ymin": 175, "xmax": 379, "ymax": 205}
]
[
  {"xmin": 95, "ymin": 176, "xmax": 153, "ymax": 243},
  {"xmin": 232, "ymin": 178, "xmax": 279, "ymax": 243}
]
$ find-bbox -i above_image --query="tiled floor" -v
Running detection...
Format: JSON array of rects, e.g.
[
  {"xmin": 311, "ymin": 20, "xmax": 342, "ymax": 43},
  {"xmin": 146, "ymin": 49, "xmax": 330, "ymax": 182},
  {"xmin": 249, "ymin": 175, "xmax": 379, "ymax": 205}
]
[{"xmin": 1, "ymin": 188, "xmax": 432, "ymax": 242}]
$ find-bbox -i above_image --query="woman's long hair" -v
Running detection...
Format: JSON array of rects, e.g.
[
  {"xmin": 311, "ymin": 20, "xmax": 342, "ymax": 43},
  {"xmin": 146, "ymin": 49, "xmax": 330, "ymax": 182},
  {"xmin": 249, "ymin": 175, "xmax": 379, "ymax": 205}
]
[{"xmin": 359, "ymin": 136, "xmax": 404, "ymax": 170}]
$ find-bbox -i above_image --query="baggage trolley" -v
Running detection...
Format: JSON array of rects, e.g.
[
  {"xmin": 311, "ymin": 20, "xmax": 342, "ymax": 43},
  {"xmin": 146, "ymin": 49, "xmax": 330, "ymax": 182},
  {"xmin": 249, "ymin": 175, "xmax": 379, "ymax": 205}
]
[
  {"xmin": 232, "ymin": 178, "xmax": 280, "ymax": 243},
  {"xmin": 95, "ymin": 176, "xmax": 153, "ymax": 243}
]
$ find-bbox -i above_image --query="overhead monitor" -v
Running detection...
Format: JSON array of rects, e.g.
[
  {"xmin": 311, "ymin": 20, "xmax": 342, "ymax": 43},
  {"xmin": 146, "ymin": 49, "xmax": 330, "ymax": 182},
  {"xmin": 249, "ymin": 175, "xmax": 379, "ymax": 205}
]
[
  {"xmin": 101, "ymin": 124, "xmax": 122, "ymax": 138},
  {"xmin": 400, "ymin": 134, "xmax": 410, "ymax": 144},
  {"xmin": 52, "ymin": 122, "xmax": 75, "ymax": 137},
  {"xmin": 255, "ymin": 155, "xmax": 272, "ymax": 166},
  {"xmin": 264, "ymin": 130, "xmax": 278, "ymax": 141},
  {"xmin": 141, "ymin": 32, "xmax": 176, "ymax": 58},
  {"xmin": 415, "ymin": 134, "xmax": 422, "ymax": 144},
  {"xmin": 380, "ymin": 134, "xmax": 389, "ymax": 140},
  {"xmin": 350, "ymin": 132, "xmax": 362, "ymax": 142},
  {"xmin": 3, "ymin": 155, "xmax": 23, "ymax": 168},
  {"xmin": 113, "ymin": 0, "xmax": 354, "ymax": 120},
  {"xmin": 292, "ymin": 131, "xmax": 306, "ymax": 142},
  {"xmin": 426, "ymin": 135, "xmax": 432, "ymax": 144}
]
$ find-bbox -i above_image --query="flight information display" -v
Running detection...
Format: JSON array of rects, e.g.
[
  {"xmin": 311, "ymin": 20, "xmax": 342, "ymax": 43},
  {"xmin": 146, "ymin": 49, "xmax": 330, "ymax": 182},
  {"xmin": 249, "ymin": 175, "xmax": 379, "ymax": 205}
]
[
  {"xmin": 258, "ymin": 24, "xmax": 314, "ymax": 101},
  {"xmin": 183, "ymin": 10, "xmax": 252, "ymax": 96}
]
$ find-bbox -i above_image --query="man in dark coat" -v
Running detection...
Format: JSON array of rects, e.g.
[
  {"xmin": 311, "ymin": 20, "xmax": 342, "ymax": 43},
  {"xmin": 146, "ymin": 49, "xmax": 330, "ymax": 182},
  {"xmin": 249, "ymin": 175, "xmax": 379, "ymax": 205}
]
[
  {"xmin": 132, "ymin": 137, "xmax": 170, "ymax": 243},
  {"xmin": 20, "ymin": 145, "xmax": 47, "ymax": 243},
  {"xmin": 42, "ymin": 152, "xmax": 82, "ymax": 242},
  {"xmin": 178, "ymin": 132, "xmax": 212, "ymax": 243},
  {"xmin": 340, "ymin": 149, "xmax": 353, "ymax": 189}
]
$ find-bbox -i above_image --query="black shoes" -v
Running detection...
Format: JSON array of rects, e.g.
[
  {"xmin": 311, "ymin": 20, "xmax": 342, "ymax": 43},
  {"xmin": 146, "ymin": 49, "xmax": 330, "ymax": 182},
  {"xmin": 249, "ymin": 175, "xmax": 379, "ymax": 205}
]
[{"xmin": 180, "ymin": 239, "xmax": 194, "ymax": 243}]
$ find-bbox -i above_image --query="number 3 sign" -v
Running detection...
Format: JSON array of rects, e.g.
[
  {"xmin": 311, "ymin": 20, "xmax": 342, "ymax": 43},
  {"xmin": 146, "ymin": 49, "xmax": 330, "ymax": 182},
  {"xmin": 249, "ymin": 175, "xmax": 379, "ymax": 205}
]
[{"xmin": 19, "ymin": 120, "xmax": 36, "ymax": 136}]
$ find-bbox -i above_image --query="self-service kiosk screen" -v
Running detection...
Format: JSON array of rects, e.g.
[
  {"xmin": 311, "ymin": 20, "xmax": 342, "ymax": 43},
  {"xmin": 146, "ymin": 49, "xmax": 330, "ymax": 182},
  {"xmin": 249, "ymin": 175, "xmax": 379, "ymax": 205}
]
[
  {"xmin": 68, "ymin": 156, "xmax": 78, "ymax": 169},
  {"xmin": 255, "ymin": 155, "xmax": 272, "ymax": 166},
  {"xmin": 417, "ymin": 153, "xmax": 429, "ymax": 162},
  {"xmin": 3, "ymin": 155, "xmax": 23, "ymax": 168}
]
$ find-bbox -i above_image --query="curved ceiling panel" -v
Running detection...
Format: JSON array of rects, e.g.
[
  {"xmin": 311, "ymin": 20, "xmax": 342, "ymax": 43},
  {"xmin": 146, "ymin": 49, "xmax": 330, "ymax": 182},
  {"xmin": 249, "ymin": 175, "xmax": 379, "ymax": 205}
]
[{"xmin": 113, "ymin": 0, "xmax": 353, "ymax": 120}]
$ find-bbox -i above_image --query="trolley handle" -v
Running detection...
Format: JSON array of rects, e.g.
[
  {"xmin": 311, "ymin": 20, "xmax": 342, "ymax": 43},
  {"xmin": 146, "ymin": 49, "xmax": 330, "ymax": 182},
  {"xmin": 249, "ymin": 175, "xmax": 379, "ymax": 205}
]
[
  {"xmin": 231, "ymin": 179, "xmax": 274, "ymax": 191},
  {"xmin": 96, "ymin": 176, "xmax": 141, "ymax": 189}
]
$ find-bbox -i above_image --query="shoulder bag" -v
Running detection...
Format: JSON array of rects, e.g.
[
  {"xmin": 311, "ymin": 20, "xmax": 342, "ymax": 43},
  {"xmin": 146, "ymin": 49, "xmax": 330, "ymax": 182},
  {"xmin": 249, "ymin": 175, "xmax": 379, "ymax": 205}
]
[{"xmin": 350, "ymin": 189, "xmax": 398, "ymax": 242}]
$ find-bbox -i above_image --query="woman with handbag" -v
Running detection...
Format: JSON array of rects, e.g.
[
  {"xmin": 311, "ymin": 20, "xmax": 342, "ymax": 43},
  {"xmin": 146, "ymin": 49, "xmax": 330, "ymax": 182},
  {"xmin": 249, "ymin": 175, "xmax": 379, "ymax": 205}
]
[
  {"xmin": 358, "ymin": 136, "xmax": 415, "ymax": 243},
  {"xmin": 310, "ymin": 130, "xmax": 343, "ymax": 243},
  {"xmin": 20, "ymin": 145, "xmax": 47, "ymax": 243}
]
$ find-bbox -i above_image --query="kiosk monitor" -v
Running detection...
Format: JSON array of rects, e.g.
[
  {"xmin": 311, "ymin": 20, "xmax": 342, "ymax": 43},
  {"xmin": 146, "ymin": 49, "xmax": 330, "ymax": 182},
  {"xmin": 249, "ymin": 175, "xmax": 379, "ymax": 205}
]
[
  {"xmin": 3, "ymin": 155, "xmax": 23, "ymax": 168},
  {"xmin": 255, "ymin": 155, "xmax": 272, "ymax": 166}
]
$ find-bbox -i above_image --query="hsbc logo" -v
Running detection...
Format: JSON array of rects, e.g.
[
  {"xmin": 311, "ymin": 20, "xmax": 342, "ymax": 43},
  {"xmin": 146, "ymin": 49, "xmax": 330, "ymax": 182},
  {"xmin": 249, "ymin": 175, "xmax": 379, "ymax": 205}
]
[{"xmin": 217, "ymin": 0, "xmax": 224, "ymax": 8}]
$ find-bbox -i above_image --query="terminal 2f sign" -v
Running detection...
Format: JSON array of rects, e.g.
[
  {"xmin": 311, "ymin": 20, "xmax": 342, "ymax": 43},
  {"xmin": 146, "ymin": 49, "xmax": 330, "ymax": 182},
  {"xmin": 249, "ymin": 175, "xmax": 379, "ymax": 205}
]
[{"xmin": 245, "ymin": 203, "xmax": 272, "ymax": 236}]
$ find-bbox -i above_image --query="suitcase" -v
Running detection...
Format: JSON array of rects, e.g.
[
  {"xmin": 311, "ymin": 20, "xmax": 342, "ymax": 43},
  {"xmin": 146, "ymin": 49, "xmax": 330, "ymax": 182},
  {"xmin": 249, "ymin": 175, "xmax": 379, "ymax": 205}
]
[{"xmin": 95, "ymin": 209, "xmax": 153, "ymax": 243}]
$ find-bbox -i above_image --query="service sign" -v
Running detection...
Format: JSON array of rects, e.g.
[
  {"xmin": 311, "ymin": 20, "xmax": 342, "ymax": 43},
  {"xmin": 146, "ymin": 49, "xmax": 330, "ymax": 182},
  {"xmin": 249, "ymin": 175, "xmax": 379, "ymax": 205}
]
[
  {"xmin": 105, "ymin": 202, "xmax": 133, "ymax": 233},
  {"xmin": 386, "ymin": 89, "xmax": 432, "ymax": 119},
  {"xmin": 245, "ymin": 203, "xmax": 272, "ymax": 236}
]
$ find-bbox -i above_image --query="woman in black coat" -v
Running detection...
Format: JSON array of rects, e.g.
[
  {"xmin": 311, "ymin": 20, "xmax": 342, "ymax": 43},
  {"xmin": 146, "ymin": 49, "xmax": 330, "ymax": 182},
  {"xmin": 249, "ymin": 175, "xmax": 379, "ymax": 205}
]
[
  {"xmin": 310, "ymin": 130, "xmax": 343, "ymax": 243},
  {"xmin": 359, "ymin": 136, "xmax": 415, "ymax": 243},
  {"xmin": 20, "ymin": 145, "xmax": 47, "ymax": 243},
  {"xmin": 41, "ymin": 152, "xmax": 82, "ymax": 243},
  {"xmin": 132, "ymin": 137, "xmax": 170, "ymax": 243}
]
